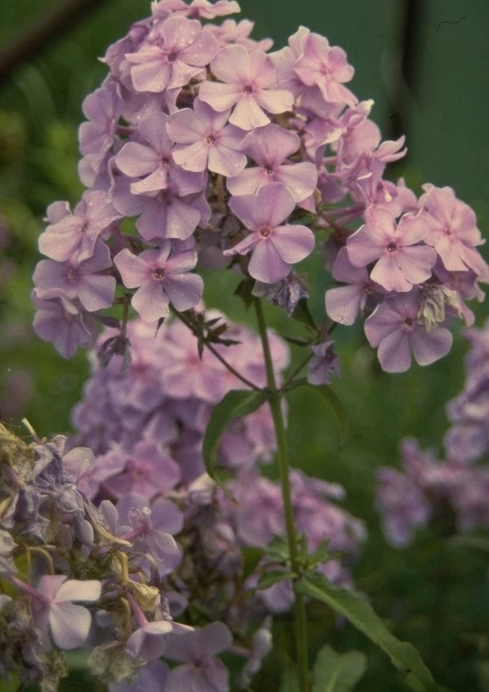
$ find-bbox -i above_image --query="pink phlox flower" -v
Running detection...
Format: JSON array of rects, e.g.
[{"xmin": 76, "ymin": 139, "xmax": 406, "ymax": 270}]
[
  {"xmin": 325, "ymin": 247, "xmax": 383, "ymax": 325},
  {"xmin": 114, "ymin": 243, "xmax": 204, "ymax": 321},
  {"xmin": 115, "ymin": 111, "xmax": 204, "ymax": 196},
  {"xmin": 33, "ymin": 238, "xmax": 116, "ymax": 312},
  {"xmin": 292, "ymin": 30, "xmax": 357, "ymax": 108},
  {"xmin": 28, "ymin": 575, "xmax": 101, "ymax": 650},
  {"xmin": 224, "ymin": 182, "xmax": 315, "ymax": 283},
  {"xmin": 151, "ymin": 0, "xmax": 240, "ymax": 20},
  {"xmin": 117, "ymin": 492, "xmax": 182, "ymax": 560},
  {"xmin": 32, "ymin": 292, "xmax": 98, "ymax": 359},
  {"xmin": 167, "ymin": 98, "xmax": 247, "ymax": 176},
  {"xmin": 163, "ymin": 621, "xmax": 233, "ymax": 692},
  {"xmin": 126, "ymin": 16, "xmax": 219, "ymax": 93},
  {"xmin": 347, "ymin": 207, "xmax": 437, "ymax": 292},
  {"xmin": 364, "ymin": 289, "xmax": 453, "ymax": 373},
  {"xmin": 376, "ymin": 466, "xmax": 431, "ymax": 548},
  {"xmin": 226, "ymin": 471, "xmax": 284, "ymax": 546},
  {"xmin": 112, "ymin": 176, "xmax": 208, "ymax": 242},
  {"xmin": 125, "ymin": 592, "xmax": 174, "ymax": 661},
  {"xmin": 227, "ymin": 123, "xmax": 317, "ymax": 204},
  {"xmin": 105, "ymin": 440, "xmax": 181, "ymax": 499},
  {"xmin": 307, "ymin": 340, "xmax": 340, "ymax": 385},
  {"xmin": 199, "ymin": 44, "xmax": 294, "ymax": 130},
  {"xmin": 158, "ymin": 319, "xmax": 228, "ymax": 402},
  {"xmin": 39, "ymin": 190, "xmax": 120, "ymax": 263},
  {"xmin": 207, "ymin": 18, "xmax": 274, "ymax": 52},
  {"xmin": 419, "ymin": 184, "xmax": 489, "ymax": 281},
  {"xmin": 79, "ymin": 80, "xmax": 122, "ymax": 161}
]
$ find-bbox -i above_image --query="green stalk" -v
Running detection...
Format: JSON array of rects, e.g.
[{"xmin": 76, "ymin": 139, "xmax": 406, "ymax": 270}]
[{"xmin": 254, "ymin": 298, "xmax": 310, "ymax": 692}]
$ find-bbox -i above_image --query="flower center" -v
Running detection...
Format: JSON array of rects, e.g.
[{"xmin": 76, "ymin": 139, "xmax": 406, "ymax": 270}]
[
  {"xmin": 402, "ymin": 317, "xmax": 413, "ymax": 330},
  {"xmin": 259, "ymin": 226, "xmax": 271, "ymax": 238},
  {"xmin": 264, "ymin": 165, "xmax": 273, "ymax": 175},
  {"xmin": 67, "ymin": 268, "xmax": 79, "ymax": 283},
  {"xmin": 167, "ymin": 52, "xmax": 177, "ymax": 62},
  {"xmin": 153, "ymin": 268, "xmax": 165, "ymax": 280},
  {"xmin": 206, "ymin": 134, "xmax": 216, "ymax": 144},
  {"xmin": 386, "ymin": 242, "xmax": 397, "ymax": 253},
  {"xmin": 242, "ymin": 84, "xmax": 253, "ymax": 95}
]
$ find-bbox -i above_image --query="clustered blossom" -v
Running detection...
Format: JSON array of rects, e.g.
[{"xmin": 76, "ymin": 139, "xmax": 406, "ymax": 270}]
[
  {"xmin": 377, "ymin": 319, "xmax": 489, "ymax": 547},
  {"xmin": 0, "ymin": 311, "xmax": 365, "ymax": 689},
  {"xmin": 30, "ymin": 0, "xmax": 487, "ymax": 373}
]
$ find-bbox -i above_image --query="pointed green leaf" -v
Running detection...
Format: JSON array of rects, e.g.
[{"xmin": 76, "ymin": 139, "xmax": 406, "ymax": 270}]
[
  {"xmin": 312, "ymin": 645, "xmax": 366, "ymax": 692},
  {"xmin": 296, "ymin": 574, "xmax": 439, "ymax": 691},
  {"xmin": 291, "ymin": 298, "xmax": 318, "ymax": 330},
  {"xmin": 257, "ymin": 570, "xmax": 296, "ymax": 590},
  {"xmin": 306, "ymin": 383, "xmax": 349, "ymax": 447},
  {"xmin": 202, "ymin": 389, "xmax": 267, "ymax": 486}
]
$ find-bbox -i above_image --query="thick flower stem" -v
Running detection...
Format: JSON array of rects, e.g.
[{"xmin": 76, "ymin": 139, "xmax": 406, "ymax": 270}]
[{"xmin": 254, "ymin": 298, "xmax": 310, "ymax": 692}]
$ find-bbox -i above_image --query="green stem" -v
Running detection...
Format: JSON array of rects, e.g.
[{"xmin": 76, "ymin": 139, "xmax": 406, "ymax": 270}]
[{"xmin": 254, "ymin": 298, "xmax": 310, "ymax": 692}]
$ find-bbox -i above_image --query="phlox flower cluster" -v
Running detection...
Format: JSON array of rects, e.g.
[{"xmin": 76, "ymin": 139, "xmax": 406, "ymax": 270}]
[
  {"xmin": 376, "ymin": 319, "xmax": 489, "ymax": 547},
  {"xmin": 30, "ymin": 0, "xmax": 488, "ymax": 373},
  {"xmin": 1, "ymin": 313, "xmax": 365, "ymax": 690}
]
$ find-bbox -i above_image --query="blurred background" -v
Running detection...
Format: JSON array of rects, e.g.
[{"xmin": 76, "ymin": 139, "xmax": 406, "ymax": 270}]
[{"xmin": 0, "ymin": 0, "xmax": 488, "ymax": 690}]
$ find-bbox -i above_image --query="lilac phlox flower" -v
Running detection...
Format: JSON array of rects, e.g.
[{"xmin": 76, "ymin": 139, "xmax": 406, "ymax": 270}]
[
  {"xmin": 125, "ymin": 592, "xmax": 173, "ymax": 660},
  {"xmin": 347, "ymin": 207, "xmax": 436, "ymax": 293},
  {"xmin": 376, "ymin": 467, "xmax": 430, "ymax": 548},
  {"xmin": 126, "ymin": 16, "xmax": 219, "ymax": 93},
  {"xmin": 114, "ymin": 243, "xmax": 203, "ymax": 322},
  {"xmin": 15, "ymin": 575, "xmax": 101, "ymax": 650},
  {"xmin": 79, "ymin": 80, "xmax": 122, "ymax": 161},
  {"xmin": 117, "ymin": 492, "xmax": 182, "ymax": 560},
  {"xmin": 115, "ymin": 111, "xmax": 204, "ymax": 196},
  {"xmin": 292, "ymin": 30, "xmax": 357, "ymax": 107},
  {"xmin": 226, "ymin": 471, "xmax": 284, "ymax": 547},
  {"xmin": 307, "ymin": 340, "xmax": 340, "ymax": 386},
  {"xmin": 151, "ymin": 0, "xmax": 240, "ymax": 21},
  {"xmin": 79, "ymin": 443, "xmax": 129, "ymax": 499},
  {"xmin": 226, "ymin": 123, "xmax": 317, "ymax": 205},
  {"xmin": 364, "ymin": 290, "xmax": 453, "ymax": 373},
  {"xmin": 104, "ymin": 440, "xmax": 180, "ymax": 499},
  {"xmin": 325, "ymin": 247, "xmax": 381, "ymax": 325},
  {"xmin": 158, "ymin": 319, "xmax": 228, "ymax": 402},
  {"xmin": 32, "ymin": 292, "xmax": 98, "ymax": 359},
  {"xmin": 208, "ymin": 18, "xmax": 273, "ymax": 53},
  {"xmin": 419, "ymin": 184, "xmax": 489, "ymax": 281},
  {"xmin": 166, "ymin": 98, "xmax": 247, "ymax": 176},
  {"xmin": 33, "ymin": 238, "xmax": 116, "ymax": 312},
  {"xmin": 163, "ymin": 621, "xmax": 233, "ymax": 692},
  {"xmin": 39, "ymin": 190, "xmax": 120, "ymax": 263},
  {"xmin": 224, "ymin": 182, "xmax": 315, "ymax": 283},
  {"xmin": 109, "ymin": 660, "xmax": 169, "ymax": 692},
  {"xmin": 112, "ymin": 177, "xmax": 207, "ymax": 242},
  {"xmin": 199, "ymin": 44, "xmax": 294, "ymax": 130}
]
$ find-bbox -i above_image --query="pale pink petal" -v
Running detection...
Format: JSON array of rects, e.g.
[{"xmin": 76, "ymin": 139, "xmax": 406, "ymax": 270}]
[
  {"xmin": 114, "ymin": 250, "xmax": 151, "ymax": 288},
  {"xmin": 269, "ymin": 224, "xmax": 315, "ymax": 264},
  {"xmin": 248, "ymin": 240, "xmax": 290, "ymax": 283},
  {"xmin": 164, "ymin": 273, "xmax": 204, "ymax": 311},
  {"xmin": 410, "ymin": 327, "xmax": 452, "ymax": 366},
  {"xmin": 49, "ymin": 602, "xmax": 92, "ymax": 649},
  {"xmin": 377, "ymin": 329, "xmax": 411, "ymax": 373},
  {"xmin": 132, "ymin": 282, "xmax": 170, "ymax": 322},
  {"xmin": 325, "ymin": 284, "xmax": 363, "ymax": 325}
]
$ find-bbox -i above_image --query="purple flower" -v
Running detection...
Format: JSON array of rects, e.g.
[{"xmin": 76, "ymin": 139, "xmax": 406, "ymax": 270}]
[
  {"xmin": 364, "ymin": 290, "xmax": 453, "ymax": 372},
  {"xmin": 33, "ymin": 238, "xmax": 116, "ymax": 312},
  {"xmin": 163, "ymin": 621, "xmax": 233, "ymax": 692},
  {"xmin": 227, "ymin": 123, "xmax": 317, "ymax": 204},
  {"xmin": 152, "ymin": 0, "xmax": 240, "ymax": 21},
  {"xmin": 347, "ymin": 207, "xmax": 436, "ymax": 293},
  {"xmin": 125, "ymin": 593, "xmax": 173, "ymax": 661},
  {"xmin": 39, "ymin": 190, "xmax": 119, "ymax": 263},
  {"xmin": 126, "ymin": 16, "xmax": 218, "ymax": 93},
  {"xmin": 199, "ymin": 44, "xmax": 294, "ymax": 130},
  {"xmin": 307, "ymin": 340, "xmax": 340, "ymax": 385},
  {"xmin": 32, "ymin": 293, "xmax": 98, "ymax": 359},
  {"xmin": 224, "ymin": 183, "xmax": 315, "ymax": 283},
  {"xmin": 114, "ymin": 243, "xmax": 203, "ymax": 321},
  {"xmin": 167, "ymin": 98, "xmax": 247, "ymax": 176},
  {"xmin": 325, "ymin": 247, "xmax": 381, "ymax": 325},
  {"xmin": 293, "ymin": 30, "xmax": 357, "ymax": 107},
  {"xmin": 17, "ymin": 575, "xmax": 101, "ymax": 650},
  {"xmin": 109, "ymin": 660, "xmax": 169, "ymax": 692},
  {"xmin": 115, "ymin": 112, "xmax": 204, "ymax": 196}
]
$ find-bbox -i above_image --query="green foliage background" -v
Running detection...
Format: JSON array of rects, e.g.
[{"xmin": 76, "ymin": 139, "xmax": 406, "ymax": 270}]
[{"xmin": 0, "ymin": 1, "xmax": 488, "ymax": 690}]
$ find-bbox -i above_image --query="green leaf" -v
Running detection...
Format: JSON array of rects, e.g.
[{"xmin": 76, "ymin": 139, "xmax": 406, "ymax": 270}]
[
  {"xmin": 312, "ymin": 645, "xmax": 366, "ymax": 692},
  {"xmin": 257, "ymin": 570, "xmax": 296, "ymax": 590},
  {"xmin": 291, "ymin": 298, "xmax": 318, "ymax": 330},
  {"xmin": 264, "ymin": 536, "xmax": 291, "ymax": 562},
  {"xmin": 280, "ymin": 662, "xmax": 300, "ymax": 692},
  {"xmin": 306, "ymin": 382, "xmax": 349, "ymax": 447},
  {"xmin": 202, "ymin": 389, "xmax": 267, "ymax": 487},
  {"xmin": 296, "ymin": 574, "xmax": 439, "ymax": 691}
]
